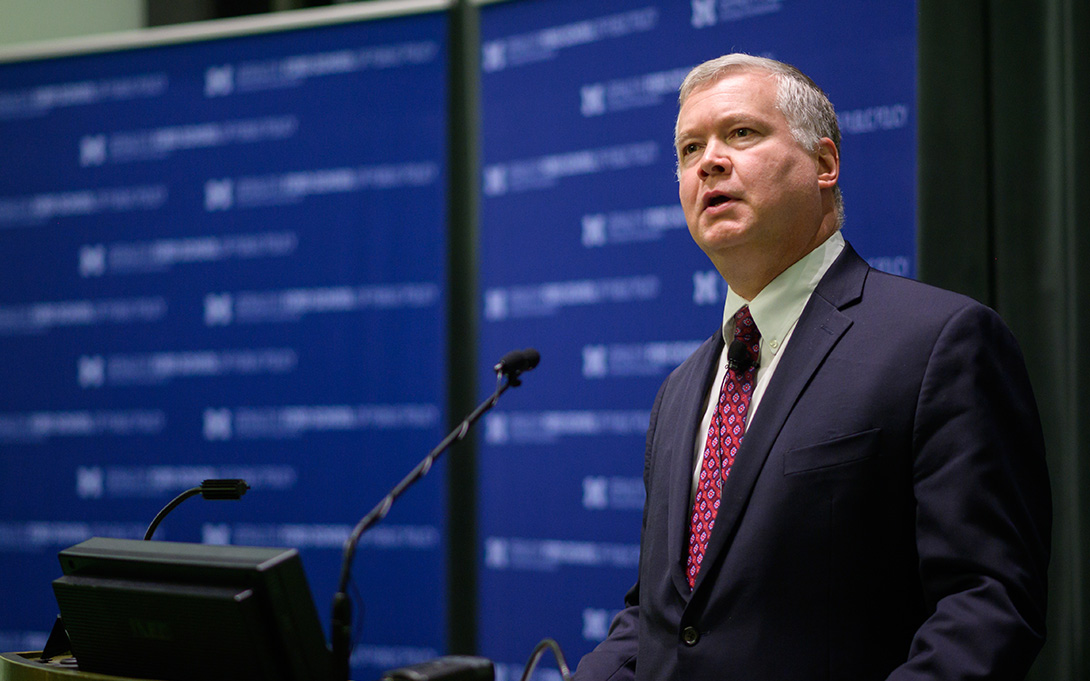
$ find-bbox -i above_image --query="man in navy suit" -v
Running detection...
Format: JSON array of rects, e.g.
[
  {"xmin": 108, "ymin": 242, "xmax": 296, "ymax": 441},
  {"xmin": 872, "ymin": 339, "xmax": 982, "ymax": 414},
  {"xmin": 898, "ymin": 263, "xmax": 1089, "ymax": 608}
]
[{"xmin": 572, "ymin": 54, "xmax": 1051, "ymax": 680}]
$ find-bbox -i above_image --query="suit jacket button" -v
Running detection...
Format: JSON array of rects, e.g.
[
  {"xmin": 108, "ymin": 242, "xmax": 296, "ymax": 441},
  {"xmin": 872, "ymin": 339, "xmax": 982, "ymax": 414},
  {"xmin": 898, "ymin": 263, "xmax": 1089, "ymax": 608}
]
[{"xmin": 681, "ymin": 626, "xmax": 700, "ymax": 646}]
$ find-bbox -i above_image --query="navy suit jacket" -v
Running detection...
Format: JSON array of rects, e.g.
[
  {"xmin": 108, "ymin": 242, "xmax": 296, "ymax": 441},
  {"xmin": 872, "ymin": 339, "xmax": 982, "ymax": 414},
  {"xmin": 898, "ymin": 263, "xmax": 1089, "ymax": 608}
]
[{"xmin": 573, "ymin": 243, "xmax": 1051, "ymax": 681}]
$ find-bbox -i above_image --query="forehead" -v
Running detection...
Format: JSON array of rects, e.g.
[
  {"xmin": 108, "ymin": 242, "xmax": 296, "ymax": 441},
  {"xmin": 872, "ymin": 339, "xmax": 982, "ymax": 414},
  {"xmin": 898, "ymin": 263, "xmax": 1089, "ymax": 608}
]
[{"xmin": 676, "ymin": 70, "xmax": 782, "ymax": 131}]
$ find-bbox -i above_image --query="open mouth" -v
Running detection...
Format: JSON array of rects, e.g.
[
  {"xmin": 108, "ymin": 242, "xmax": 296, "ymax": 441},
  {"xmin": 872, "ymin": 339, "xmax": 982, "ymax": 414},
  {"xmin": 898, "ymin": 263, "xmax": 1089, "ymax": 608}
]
[{"xmin": 705, "ymin": 193, "xmax": 734, "ymax": 209}]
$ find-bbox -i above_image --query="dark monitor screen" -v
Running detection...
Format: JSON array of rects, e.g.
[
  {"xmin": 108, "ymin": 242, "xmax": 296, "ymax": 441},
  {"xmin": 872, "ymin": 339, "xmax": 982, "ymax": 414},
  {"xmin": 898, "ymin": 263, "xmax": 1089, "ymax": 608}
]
[{"xmin": 53, "ymin": 537, "xmax": 331, "ymax": 681}]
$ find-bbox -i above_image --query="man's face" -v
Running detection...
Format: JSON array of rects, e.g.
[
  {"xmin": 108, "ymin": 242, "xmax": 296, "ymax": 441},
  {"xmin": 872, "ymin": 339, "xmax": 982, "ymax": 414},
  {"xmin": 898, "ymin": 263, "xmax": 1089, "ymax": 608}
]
[{"xmin": 675, "ymin": 70, "xmax": 834, "ymax": 282}]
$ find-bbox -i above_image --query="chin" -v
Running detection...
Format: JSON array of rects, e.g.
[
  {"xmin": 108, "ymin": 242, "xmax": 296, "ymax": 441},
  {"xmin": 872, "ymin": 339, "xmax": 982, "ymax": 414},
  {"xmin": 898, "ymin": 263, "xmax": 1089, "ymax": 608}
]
[{"xmin": 695, "ymin": 223, "xmax": 750, "ymax": 251}]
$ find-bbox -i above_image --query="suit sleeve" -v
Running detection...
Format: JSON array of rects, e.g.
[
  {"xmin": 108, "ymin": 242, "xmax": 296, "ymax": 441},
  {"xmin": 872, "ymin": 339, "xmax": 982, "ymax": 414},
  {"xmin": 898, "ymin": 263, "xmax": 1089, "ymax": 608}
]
[
  {"xmin": 570, "ymin": 590, "xmax": 639, "ymax": 681},
  {"xmin": 572, "ymin": 374, "xmax": 674, "ymax": 681},
  {"xmin": 888, "ymin": 303, "xmax": 1051, "ymax": 680}
]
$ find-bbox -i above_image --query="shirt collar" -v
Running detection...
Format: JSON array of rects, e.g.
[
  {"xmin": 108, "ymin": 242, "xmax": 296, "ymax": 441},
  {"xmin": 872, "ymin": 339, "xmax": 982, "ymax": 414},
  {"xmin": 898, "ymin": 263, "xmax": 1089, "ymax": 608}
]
[{"xmin": 721, "ymin": 230, "xmax": 845, "ymax": 356}]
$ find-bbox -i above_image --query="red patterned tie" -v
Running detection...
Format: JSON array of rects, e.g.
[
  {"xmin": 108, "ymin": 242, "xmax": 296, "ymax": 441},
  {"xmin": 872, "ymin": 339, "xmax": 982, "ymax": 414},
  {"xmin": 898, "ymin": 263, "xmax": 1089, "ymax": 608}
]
[{"xmin": 686, "ymin": 306, "xmax": 760, "ymax": 589}]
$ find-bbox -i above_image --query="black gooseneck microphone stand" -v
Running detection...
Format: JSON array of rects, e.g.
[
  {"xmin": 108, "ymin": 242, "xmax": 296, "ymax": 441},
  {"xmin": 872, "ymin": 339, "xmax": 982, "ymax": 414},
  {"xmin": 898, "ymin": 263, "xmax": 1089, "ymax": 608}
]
[
  {"xmin": 143, "ymin": 478, "xmax": 251, "ymax": 540},
  {"xmin": 330, "ymin": 349, "xmax": 540, "ymax": 681}
]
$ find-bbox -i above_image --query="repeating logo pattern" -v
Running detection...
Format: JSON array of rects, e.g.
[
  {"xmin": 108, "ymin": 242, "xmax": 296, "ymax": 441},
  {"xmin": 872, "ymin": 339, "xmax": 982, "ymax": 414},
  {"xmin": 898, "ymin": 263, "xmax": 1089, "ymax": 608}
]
[{"xmin": 0, "ymin": 15, "xmax": 451, "ymax": 675}]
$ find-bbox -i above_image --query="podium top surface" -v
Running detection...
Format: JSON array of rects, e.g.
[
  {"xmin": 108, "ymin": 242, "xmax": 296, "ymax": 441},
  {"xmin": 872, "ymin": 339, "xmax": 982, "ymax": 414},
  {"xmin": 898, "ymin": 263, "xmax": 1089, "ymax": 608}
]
[{"xmin": 0, "ymin": 653, "xmax": 160, "ymax": 681}]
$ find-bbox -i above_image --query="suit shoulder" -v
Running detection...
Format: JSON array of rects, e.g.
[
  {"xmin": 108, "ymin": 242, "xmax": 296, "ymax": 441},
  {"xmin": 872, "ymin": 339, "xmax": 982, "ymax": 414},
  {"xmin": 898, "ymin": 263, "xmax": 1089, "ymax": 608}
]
[
  {"xmin": 862, "ymin": 268, "xmax": 1001, "ymax": 321},
  {"xmin": 857, "ymin": 269, "xmax": 1022, "ymax": 355},
  {"xmin": 866, "ymin": 268, "xmax": 976, "ymax": 306},
  {"xmin": 821, "ymin": 244, "xmax": 995, "ymax": 328}
]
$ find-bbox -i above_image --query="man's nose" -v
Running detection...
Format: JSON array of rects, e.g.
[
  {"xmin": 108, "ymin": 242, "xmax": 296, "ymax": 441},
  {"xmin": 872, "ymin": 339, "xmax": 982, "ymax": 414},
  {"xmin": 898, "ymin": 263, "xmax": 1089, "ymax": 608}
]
[{"xmin": 698, "ymin": 140, "xmax": 732, "ymax": 178}]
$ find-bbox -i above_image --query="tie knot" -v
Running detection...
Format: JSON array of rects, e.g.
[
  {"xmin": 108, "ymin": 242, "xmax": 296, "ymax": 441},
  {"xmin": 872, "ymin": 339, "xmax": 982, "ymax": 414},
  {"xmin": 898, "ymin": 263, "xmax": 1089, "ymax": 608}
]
[{"xmin": 732, "ymin": 306, "xmax": 760, "ymax": 345}]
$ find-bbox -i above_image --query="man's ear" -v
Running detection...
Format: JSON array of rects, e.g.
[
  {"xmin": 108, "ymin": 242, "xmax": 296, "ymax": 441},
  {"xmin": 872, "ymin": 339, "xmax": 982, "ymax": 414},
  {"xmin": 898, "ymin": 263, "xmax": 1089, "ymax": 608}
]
[{"xmin": 815, "ymin": 137, "xmax": 839, "ymax": 189}]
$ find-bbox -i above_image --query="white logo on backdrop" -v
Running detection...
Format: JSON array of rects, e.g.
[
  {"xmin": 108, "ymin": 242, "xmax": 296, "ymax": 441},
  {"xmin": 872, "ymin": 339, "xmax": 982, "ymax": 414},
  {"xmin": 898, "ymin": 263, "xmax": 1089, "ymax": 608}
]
[
  {"xmin": 480, "ymin": 537, "xmax": 640, "ymax": 572},
  {"xmin": 482, "ymin": 9, "xmax": 657, "ymax": 74},
  {"xmin": 693, "ymin": 270, "xmax": 723, "ymax": 305},
  {"xmin": 204, "ymin": 179, "xmax": 234, "ymax": 211},
  {"xmin": 482, "ymin": 165, "xmax": 509, "ymax": 197},
  {"xmin": 484, "ymin": 537, "xmax": 510, "ymax": 569},
  {"xmin": 580, "ymin": 68, "xmax": 690, "ymax": 118},
  {"xmin": 691, "ymin": 0, "xmax": 717, "ymax": 27},
  {"xmin": 484, "ymin": 142, "xmax": 658, "ymax": 196},
  {"xmin": 482, "ymin": 276, "xmax": 660, "ymax": 321},
  {"xmin": 582, "ymin": 609, "xmax": 612, "ymax": 641},
  {"xmin": 203, "ymin": 293, "xmax": 233, "ymax": 326},
  {"xmin": 481, "ymin": 42, "xmax": 507, "ymax": 73},
  {"xmin": 204, "ymin": 65, "xmax": 235, "ymax": 97},
  {"xmin": 582, "ymin": 345, "xmax": 609, "ymax": 379},
  {"xmin": 580, "ymin": 206, "xmax": 687, "ymax": 247},
  {"xmin": 483, "ymin": 289, "xmax": 509, "ymax": 322},
  {"xmin": 582, "ymin": 476, "xmax": 610, "ymax": 510},
  {"xmin": 581, "ymin": 214, "xmax": 608, "ymax": 247},
  {"xmin": 78, "ymin": 244, "xmax": 106, "ymax": 278},
  {"xmin": 79, "ymin": 135, "xmax": 107, "ymax": 167},
  {"xmin": 77, "ymin": 355, "xmax": 105, "ymax": 388},
  {"xmin": 484, "ymin": 413, "xmax": 509, "ymax": 445},
  {"xmin": 203, "ymin": 409, "xmax": 233, "ymax": 441},
  {"xmin": 76, "ymin": 466, "xmax": 105, "ymax": 499},
  {"xmin": 580, "ymin": 84, "xmax": 607, "ymax": 117},
  {"xmin": 202, "ymin": 524, "xmax": 232, "ymax": 545},
  {"xmin": 839, "ymin": 104, "xmax": 911, "ymax": 134},
  {"xmin": 867, "ymin": 255, "xmax": 912, "ymax": 277},
  {"xmin": 0, "ymin": 186, "xmax": 166, "ymax": 227},
  {"xmin": 692, "ymin": 0, "xmax": 781, "ymax": 26},
  {"xmin": 0, "ymin": 73, "xmax": 166, "ymax": 121}
]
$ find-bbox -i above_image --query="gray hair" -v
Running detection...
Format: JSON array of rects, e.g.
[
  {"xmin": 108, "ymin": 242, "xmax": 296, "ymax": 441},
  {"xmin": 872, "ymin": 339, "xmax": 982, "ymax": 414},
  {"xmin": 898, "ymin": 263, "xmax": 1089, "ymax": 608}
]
[{"xmin": 676, "ymin": 54, "xmax": 844, "ymax": 227}]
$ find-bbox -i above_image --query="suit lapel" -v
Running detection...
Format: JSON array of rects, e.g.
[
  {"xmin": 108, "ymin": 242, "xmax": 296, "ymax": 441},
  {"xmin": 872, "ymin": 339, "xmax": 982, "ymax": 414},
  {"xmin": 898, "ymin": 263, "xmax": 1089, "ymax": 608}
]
[
  {"xmin": 690, "ymin": 243, "xmax": 869, "ymax": 594},
  {"xmin": 664, "ymin": 332, "xmax": 724, "ymax": 598}
]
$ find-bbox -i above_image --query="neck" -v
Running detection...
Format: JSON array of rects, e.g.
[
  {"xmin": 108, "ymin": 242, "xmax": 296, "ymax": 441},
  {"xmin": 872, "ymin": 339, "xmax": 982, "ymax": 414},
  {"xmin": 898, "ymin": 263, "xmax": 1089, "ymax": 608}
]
[{"xmin": 716, "ymin": 219, "xmax": 838, "ymax": 300}]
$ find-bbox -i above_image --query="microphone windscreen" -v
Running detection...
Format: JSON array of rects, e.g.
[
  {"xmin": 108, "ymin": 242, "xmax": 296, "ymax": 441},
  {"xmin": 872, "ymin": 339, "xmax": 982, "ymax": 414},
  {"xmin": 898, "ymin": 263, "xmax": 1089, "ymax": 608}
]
[
  {"xmin": 496, "ymin": 348, "xmax": 540, "ymax": 374},
  {"xmin": 727, "ymin": 340, "xmax": 752, "ymax": 373},
  {"xmin": 521, "ymin": 348, "xmax": 541, "ymax": 370},
  {"xmin": 200, "ymin": 479, "xmax": 250, "ymax": 500}
]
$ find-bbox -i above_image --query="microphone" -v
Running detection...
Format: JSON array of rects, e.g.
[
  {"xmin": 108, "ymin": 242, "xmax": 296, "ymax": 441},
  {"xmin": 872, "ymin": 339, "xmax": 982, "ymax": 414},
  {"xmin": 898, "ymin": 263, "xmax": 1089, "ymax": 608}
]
[
  {"xmin": 330, "ymin": 348, "xmax": 540, "ymax": 681},
  {"xmin": 195, "ymin": 478, "xmax": 251, "ymax": 500},
  {"xmin": 143, "ymin": 479, "xmax": 250, "ymax": 540},
  {"xmin": 726, "ymin": 340, "xmax": 758, "ymax": 374},
  {"xmin": 494, "ymin": 348, "xmax": 541, "ymax": 375}
]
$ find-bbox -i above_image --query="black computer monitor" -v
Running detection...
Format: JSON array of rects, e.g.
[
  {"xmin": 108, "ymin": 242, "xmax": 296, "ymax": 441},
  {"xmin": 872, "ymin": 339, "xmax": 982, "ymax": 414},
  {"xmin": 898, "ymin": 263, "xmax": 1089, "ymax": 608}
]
[{"xmin": 52, "ymin": 537, "xmax": 331, "ymax": 681}]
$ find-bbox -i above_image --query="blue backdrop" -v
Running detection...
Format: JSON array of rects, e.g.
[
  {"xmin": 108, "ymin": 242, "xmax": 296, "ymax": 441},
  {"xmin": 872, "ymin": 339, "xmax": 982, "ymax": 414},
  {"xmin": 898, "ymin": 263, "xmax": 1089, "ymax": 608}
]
[
  {"xmin": 0, "ymin": 7, "xmax": 450, "ymax": 679},
  {"xmin": 0, "ymin": 0, "xmax": 918, "ymax": 675},
  {"xmin": 476, "ymin": 0, "xmax": 917, "ymax": 674}
]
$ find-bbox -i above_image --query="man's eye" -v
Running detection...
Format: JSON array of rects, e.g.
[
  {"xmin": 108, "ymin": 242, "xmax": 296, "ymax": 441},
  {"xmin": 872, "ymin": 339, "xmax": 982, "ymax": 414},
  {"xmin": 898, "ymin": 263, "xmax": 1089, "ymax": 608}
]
[
  {"xmin": 733, "ymin": 128, "xmax": 752, "ymax": 138},
  {"xmin": 681, "ymin": 143, "xmax": 700, "ymax": 156}
]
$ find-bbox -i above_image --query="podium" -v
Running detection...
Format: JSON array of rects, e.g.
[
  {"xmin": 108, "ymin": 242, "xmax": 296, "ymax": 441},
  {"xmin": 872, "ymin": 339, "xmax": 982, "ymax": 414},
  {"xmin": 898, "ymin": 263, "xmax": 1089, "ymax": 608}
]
[
  {"xmin": 2, "ymin": 652, "xmax": 492, "ymax": 681},
  {"xmin": 0, "ymin": 652, "xmax": 159, "ymax": 680}
]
